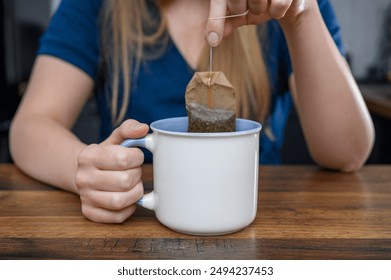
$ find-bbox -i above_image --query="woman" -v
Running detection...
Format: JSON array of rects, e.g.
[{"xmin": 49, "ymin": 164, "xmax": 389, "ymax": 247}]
[{"xmin": 9, "ymin": 0, "xmax": 374, "ymax": 223}]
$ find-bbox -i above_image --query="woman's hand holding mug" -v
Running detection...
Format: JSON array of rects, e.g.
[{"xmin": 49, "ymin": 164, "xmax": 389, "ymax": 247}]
[{"xmin": 75, "ymin": 120, "xmax": 149, "ymax": 223}]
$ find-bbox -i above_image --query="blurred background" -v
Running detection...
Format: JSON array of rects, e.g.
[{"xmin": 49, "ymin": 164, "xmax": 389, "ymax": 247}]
[{"xmin": 0, "ymin": 0, "xmax": 390, "ymax": 164}]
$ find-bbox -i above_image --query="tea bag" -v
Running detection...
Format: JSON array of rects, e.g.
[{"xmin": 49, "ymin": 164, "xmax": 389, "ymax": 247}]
[{"xmin": 185, "ymin": 71, "xmax": 236, "ymax": 132}]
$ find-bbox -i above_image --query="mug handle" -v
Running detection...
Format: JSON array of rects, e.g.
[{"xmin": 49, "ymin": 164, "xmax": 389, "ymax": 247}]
[{"xmin": 120, "ymin": 134, "xmax": 157, "ymax": 211}]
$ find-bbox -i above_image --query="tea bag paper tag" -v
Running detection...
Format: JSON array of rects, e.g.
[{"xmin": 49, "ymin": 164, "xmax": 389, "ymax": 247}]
[
  {"xmin": 187, "ymin": 71, "xmax": 229, "ymax": 89},
  {"xmin": 186, "ymin": 71, "xmax": 235, "ymax": 110},
  {"xmin": 185, "ymin": 71, "xmax": 236, "ymax": 132}
]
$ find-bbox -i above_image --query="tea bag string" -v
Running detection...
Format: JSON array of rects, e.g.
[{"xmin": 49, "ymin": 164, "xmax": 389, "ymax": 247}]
[
  {"xmin": 207, "ymin": 9, "xmax": 250, "ymax": 86},
  {"xmin": 208, "ymin": 9, "xmax": 249, "ymax": 20},
  {"xmin": 208, "ymin": 46, "xmax": 213, "ymax": 86}
]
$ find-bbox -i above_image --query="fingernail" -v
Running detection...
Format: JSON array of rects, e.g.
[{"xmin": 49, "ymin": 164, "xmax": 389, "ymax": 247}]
[{"xmin": 207, "ymin": 32, "xmax": 219, "ymax": 47}]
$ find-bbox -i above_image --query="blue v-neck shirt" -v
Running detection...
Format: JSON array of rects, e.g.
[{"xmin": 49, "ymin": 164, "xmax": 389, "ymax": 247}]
[{"xmin": 38, "ymin": 0, "xmax": 345, "ymax": 164}]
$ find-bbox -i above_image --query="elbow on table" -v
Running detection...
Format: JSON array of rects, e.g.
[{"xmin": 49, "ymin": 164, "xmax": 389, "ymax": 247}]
[
  {"xmin": 312, "ymin": 141, "xmax": 375, "ymax": 173},
  {"xmin": 337, "ymin": 157, "xmax": 367, "ymax": 173},
  {"xmin": 8, "ymin": 118, "xmax": 25, "ymax": 170},
  {"xmin": 8, "ymin": 114, "xmax": 39, "ymax": 174},
  {"xmin": 314, "ymin": 154, "xmax": 366, "ymax": 173}
]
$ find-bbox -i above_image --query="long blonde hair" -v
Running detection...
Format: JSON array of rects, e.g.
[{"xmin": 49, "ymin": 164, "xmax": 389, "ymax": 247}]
[{"xmin": 101, "ymin": 0, "xmax": 270, "ymax": 126}]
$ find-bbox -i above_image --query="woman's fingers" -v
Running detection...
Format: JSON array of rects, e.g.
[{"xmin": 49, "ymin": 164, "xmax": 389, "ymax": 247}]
[
  {"xmin": 206, "ymin": 0, "xmax": 295, "ymax": 46},
  {"xmin": 80, "ymin": 181, "xmax": 144, "ymax": 212},
  {"xmin": 268, "ymin": 0, "xmax": 293, "ymax": 19},
  {"xmin": 226, "ymin": 0, "xmax": 248, "ymax": 29},
  {"xmin": 248, "ymin": 0, "xmax": 268, "ymax": 15},
  {"xmin": 78, "ymin": 144, "xmax": 144, "ymax": 171},
  {"xmin": 74, "ymin": 118, "xmax": 150, "ymax": 223},
  {"xmin": 82, "ymin": 203, "xmax": 138, "ymax": 224},
  {"xmin": 102, "ymin": 119, "xmax": 149, "ymax": 146},
  {"xmin": 76, "ymin": 166, "xmax": 142, "ymax": 192},
  {"xmin": 80, "ymin": 181, "xmax": 143, "ymax": 223},
  {"xmin": 206, "ymin": 0, "xmax": 228, "ymax": 46}
]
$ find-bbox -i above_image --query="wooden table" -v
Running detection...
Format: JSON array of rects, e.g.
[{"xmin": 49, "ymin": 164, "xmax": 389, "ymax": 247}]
[
  {"xmin": 1, "ymin": 164, "xmax": 391, "ymax": 260},
  {"xmin": 360, "ymin": 83, "xmax": 391, "ymax": 119}
]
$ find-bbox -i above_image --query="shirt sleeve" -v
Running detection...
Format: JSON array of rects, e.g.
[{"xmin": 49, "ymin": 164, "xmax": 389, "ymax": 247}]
[{"xmin": 37, "ymin": 0, "xmax": 102, "ymax": 79}]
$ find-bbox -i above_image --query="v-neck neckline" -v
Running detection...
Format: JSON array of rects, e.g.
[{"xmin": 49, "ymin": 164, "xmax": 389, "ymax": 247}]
[
  {"xmin": 161, "ymin": 2, "xmax": 208, "ymax": 73},
  {"xmin": 167, "ymin": 35, "xmax": 198, "ymax": 72}
]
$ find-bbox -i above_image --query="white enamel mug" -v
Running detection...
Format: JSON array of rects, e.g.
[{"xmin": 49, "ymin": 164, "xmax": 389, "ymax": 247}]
[{"xmin": 121, "ymin": 117, "xmax": 262, "ymax": 236}]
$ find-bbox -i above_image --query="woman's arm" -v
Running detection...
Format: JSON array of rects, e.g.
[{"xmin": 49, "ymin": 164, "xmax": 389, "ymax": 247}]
[
  {"xmin": 10, "ymin": 56, "xmax": 91, "ymax": 192},
  {"xmin": 280, "ymin": 1, "xmax": 374, "ymax": 171},
  {"xmin": 206, "ymin": 0, "xmax": 374, "ymax": 171},
  {"xmin": 10, "ymin": 56, "xmax": 148, "ymax": 223}
]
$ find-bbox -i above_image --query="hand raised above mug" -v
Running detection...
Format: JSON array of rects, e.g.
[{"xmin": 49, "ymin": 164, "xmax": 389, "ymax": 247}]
[
  {"xmin": 206, "ymin": 0, "xmax": 315, "ymax": 46},
  {"xmin": 75, "ymin": 119, "xmax": 149, "ymax": 223}
]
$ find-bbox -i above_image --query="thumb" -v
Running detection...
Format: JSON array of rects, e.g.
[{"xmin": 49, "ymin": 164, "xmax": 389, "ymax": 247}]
[{"xmin": 101, "ymin": 119, "xmax": 149, "ymax": 146}]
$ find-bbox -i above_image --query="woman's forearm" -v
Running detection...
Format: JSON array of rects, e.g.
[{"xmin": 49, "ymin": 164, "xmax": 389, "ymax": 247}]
[
  {"xmin": 9, "ymin": 56, "xmax": 94, "ymax": 192},
  {"xmin": 10, "ymin": 113, "xmax": 86, "ymax": 193},
  {"xmin": 280, "ymin": 3, "xmax": 374, "ymax": 171}
]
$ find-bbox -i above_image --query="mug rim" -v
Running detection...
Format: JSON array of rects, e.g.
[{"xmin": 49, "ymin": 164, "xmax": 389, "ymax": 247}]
[{"xmin": 150, "ymin": 117, "xmax": 262, "ymax": 137}]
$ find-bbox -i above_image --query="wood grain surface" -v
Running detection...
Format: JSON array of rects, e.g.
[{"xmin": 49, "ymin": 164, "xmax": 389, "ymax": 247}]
[{"xmin": 1, "ymin": 164, "xmax": 391, "ymax": 259}]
